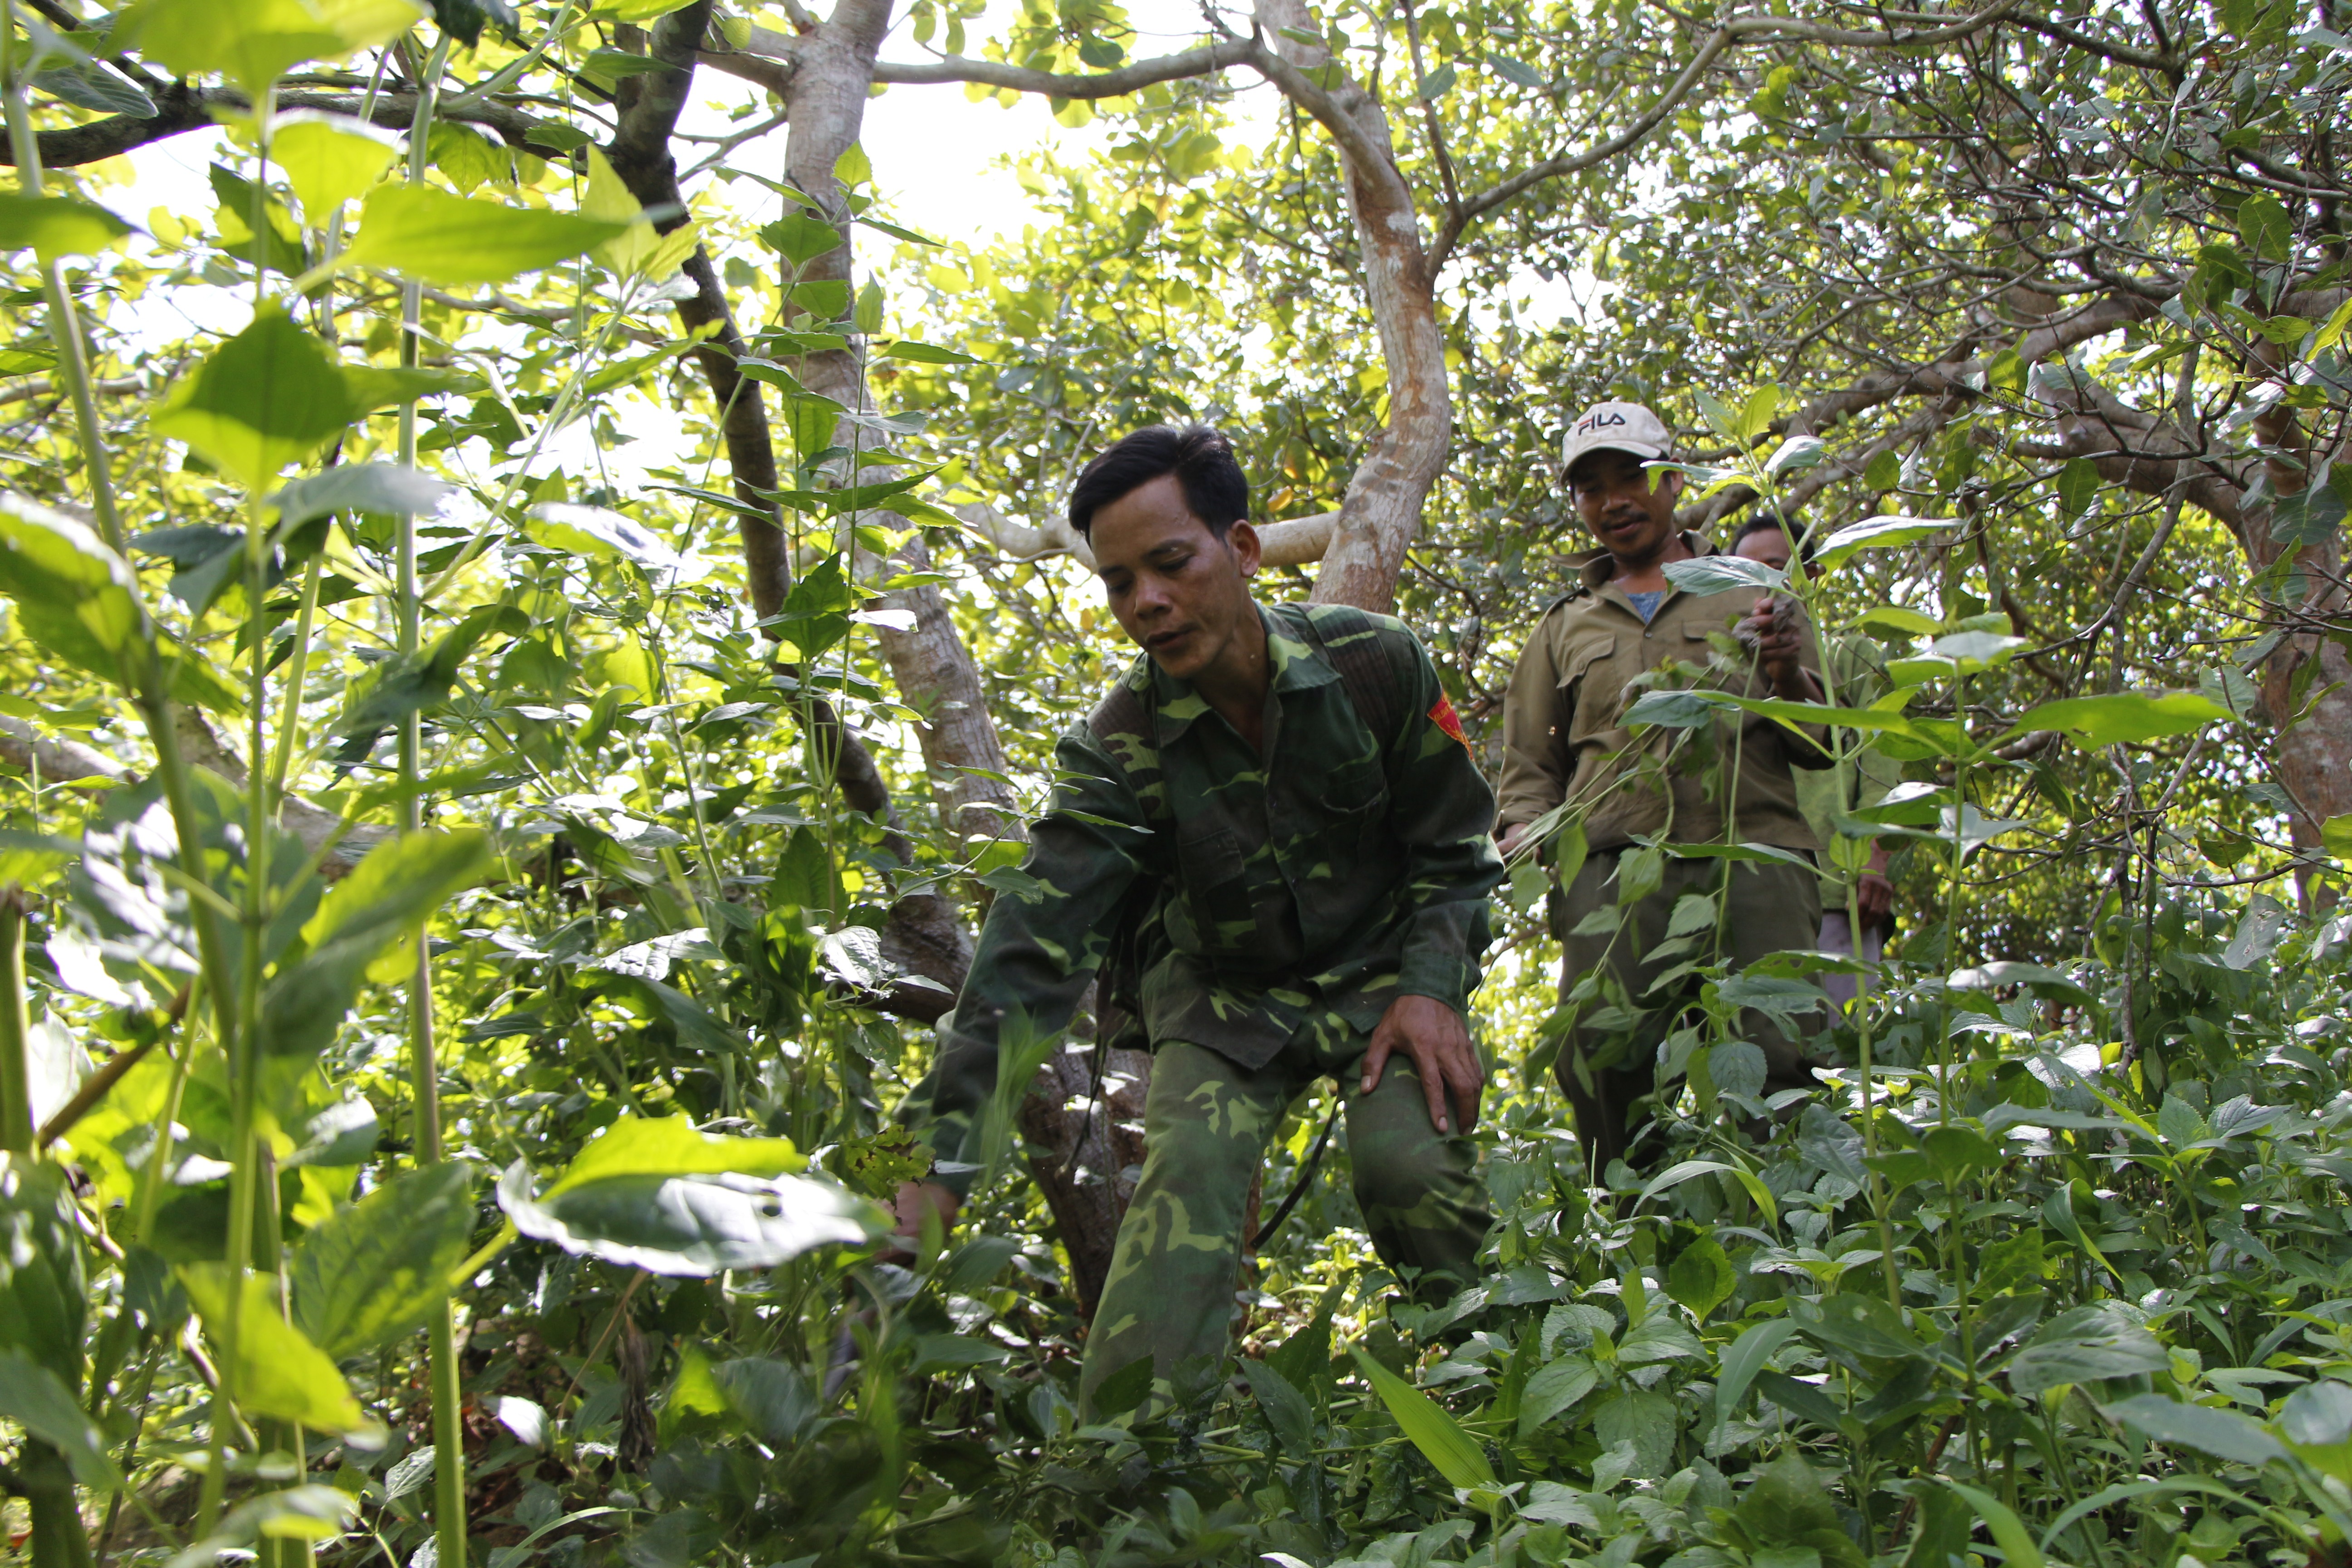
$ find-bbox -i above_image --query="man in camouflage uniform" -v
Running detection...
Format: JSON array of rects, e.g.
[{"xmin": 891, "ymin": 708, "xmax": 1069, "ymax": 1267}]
[
  {"xmin": 897, "ymin": 424, "xmax": 1504, "ymax": 1409},
  {"xmin": 1495, "ymin": 402, "xmax": 1833, "ymax": 1178}
]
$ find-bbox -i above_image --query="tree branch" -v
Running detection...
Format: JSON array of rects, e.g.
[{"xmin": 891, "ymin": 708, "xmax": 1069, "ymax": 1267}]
[{"xmin": 0, "ymin": 84, "xmax": 554, "ymax": 167}]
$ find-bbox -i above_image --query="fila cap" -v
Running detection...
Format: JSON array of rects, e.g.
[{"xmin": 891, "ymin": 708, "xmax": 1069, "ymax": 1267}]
[{"xmin": 1560, "ymin": 400, "xmax": 1672, "ymax": 477}]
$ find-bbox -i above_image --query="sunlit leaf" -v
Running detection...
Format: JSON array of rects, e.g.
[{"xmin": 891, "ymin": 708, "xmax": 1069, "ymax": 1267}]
[
  {"xmin": 341, "ymin": 183, "xmax": 632, "ymax": 286},
  {"xmin": 0, "ymin": 193, "xmax": 132, "ymax": 261},
  {"xmin": 132, "ymin": 0, "xmax": 427, "ymax": 94},
  {"xmin": 2006, "ymin": 691, "xmax": 2231, "ymax": 748},
  {"xmin": 291, "ymin": 1161, "xmax": 477, "ymax": 1356},
  {"xmin": 177, "ymin": 1264, "xmax": 372, "ymax": 1433},
  {"xmin": 272, "ymin": 114, "xmax": 401, "ymax": 219},
  {"xmin": 1349, "ymin": 1346, "xmax": 1494, "ymax": 1489}
]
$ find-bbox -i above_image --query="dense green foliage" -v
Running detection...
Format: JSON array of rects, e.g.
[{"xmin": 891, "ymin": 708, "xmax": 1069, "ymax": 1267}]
[{"xmin": 0, "ymin": 0, "xmax": 2348, "ymax": 1565}]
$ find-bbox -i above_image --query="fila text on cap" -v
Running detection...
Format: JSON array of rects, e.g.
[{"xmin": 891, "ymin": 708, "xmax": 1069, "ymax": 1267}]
[{"xmin": 1560, "ymin": 400, "xmax": 1672, "ymax": 474}]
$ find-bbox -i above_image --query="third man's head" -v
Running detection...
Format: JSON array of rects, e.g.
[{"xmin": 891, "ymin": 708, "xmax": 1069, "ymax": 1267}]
[
  {"xmin": 1069, "ymin": 424, "xmax": 1264, "ymax": 684},
  {"xmin": 1559, "ymin": 400, "xmax": 1682, "ymax": 568}
]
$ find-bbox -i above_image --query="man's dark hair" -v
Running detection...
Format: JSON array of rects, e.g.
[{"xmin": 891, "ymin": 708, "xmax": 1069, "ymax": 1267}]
[
  {"xmin": 1068, "ymin": 424, "xmax": 1249, "ymax": 540},
  {"xmin": 1733, "ymin": 506, "xmax": 1817, "ymax": 563}
]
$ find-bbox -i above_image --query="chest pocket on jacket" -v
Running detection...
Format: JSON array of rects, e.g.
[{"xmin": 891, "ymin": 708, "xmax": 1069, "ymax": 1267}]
[
  {"xmin": 1560, "ymin": 635, "xmax": 1619, "ymax": 741},
  {"xmin": 1313, "ymin": 758, "xmax": 1388, "ymax": 862}
]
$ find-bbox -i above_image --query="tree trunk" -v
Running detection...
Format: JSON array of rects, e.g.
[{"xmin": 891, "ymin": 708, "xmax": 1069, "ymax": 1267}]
[{"xmin": 1255, "ymin": 0, "xmax": 1453, "ymax": 616}]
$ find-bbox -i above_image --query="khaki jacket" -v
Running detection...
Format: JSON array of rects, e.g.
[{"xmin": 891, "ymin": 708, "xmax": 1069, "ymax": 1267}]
[{"xmin": 1495, "ymin": 534, "xmax": 1831, "ymax": 852}]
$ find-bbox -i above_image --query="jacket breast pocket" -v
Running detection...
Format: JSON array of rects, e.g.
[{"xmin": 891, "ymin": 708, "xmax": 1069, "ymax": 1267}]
[
  {"xmin": 1177, "ymin": 823, "xmax": 1246, "ymax": 892},
  {"xmin": 1560, "ymin": 635, "xmax": 1618, "ymax": 742}
]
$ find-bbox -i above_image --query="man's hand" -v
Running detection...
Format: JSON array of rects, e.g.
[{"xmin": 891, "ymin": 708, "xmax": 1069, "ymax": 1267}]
[
  {"xmin": 1498, "ymin": 822, "xmax": 1529, "ymax": 858},
  {"xmin": 1361, "ymin": 995, "xmax": 1484, "ymax": 1136},
  {"xmin": 1855, "ymin": 872, "xmax": 1896, "ymax": 929},
  {"xmin": 1738, "ymin": 594, "xmax": 1818, "ymax": 701},
  {"xmin": 882, "ymin": 1179, "xmax": 960, "ymax": 1264}
]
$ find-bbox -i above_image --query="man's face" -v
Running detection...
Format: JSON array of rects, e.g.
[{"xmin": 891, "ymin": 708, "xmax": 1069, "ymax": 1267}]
[
  {"xmin": 1734, "ymin": 524, "xmax": 1819, "ymax": 580},
  {"xmin": 1090, "ymin": 472, "xmax": 1263, "ymax": 683},
  {"xmin": 1567, "ymin": 448, "xmax": 1681, "ymax": 565}
]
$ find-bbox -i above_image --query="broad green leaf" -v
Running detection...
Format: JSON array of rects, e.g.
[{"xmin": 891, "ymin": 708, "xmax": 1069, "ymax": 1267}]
[
  {"xmin": 526, "ymin": 503, "xmax": 685, "ymax": 576},
  {"xmin": 31, "ymin": 59, "xmax": 158, "ymax": 117},
  {"xmin": 760, "ymin": 212, "xmax": 845, "ymax": 266},
  {"xmin": 1241, "ymin": 1359, "xmax": 1315, "ymax": 1456},
  {"xmin": 151, "ymin": 308, "xmax": 359, "ymax": 486},
  {"xmin": 0, "ymin": 193, "xmax": 132, "ymax": 260},
  {"xmin": 291, "ymin": 1161, "xmax": 477, "ymax": 1356},
  {"xmin": 0, "ymin": 1347, "xmax": 124, "ymax": 1488},
  {"xmin": 1524, "ymin": 1354, "xmax": 1599, "ymax": 1439},
  {"xmin": 272, "ymin": 114, "xmax": 400, "ymax": 219},
  {"xmin": 1490, "ymin": 54, "xmax": 1545, "ymax": 88},
  {"xmin": 880, "ymin": 340, "xmax": 982, "ymax": 365},
  {"xmin": 0, "ymin": 492, "xmax": 145, "ymax": 679},
  {"xmin": 2007, "ymin": 691, "xmax": 2230, "ymax": 748},
  {"xmin": 1662, "ymin": 554, "xmax": 1783, "ymax": 596},
  {"xmin": 1666, "ymin": 1237, "xmax": 1736, "ymax": 1319},
  {"xmin": 134, "ymin": 0, "xmax": 426, "ymax": 94},
  {"xmin": 2324, "ymin": 813, "xmax": 2352, "ymax": 860},
  {"xmin": 495, "ymin": 1158, "xmax": 881, "ymax": 1277},
  {"xmin": 1942, "ymin": 1483, "xmax": 2047, "ymax": 1568},
  {"xmin": 273, "ymin": 462, "xmax": 453, "ymax": 528},
  {"xmin": 177, "ymin": 1264, "xmax": 371, "ymax": 1433},
  {"xmin": 2101, "ymin": 1394, "xmax": 2286, "ymax": 1465},
  {"xmin": 1714, "ymin": 1318, "xmax": 1798, "ymax": 1435},
  {"xmin": 2237, "ymin": 192, "xmax": 2292, "ymax": 260},
  {"xmin": 546, "ymin": 1112, "xmax": 807, "ymax": 1196},
  {"xmin": 254, "ymin": 830, "xmax": 493, "ymax": 1107},
  {"xmin": 581, "ymin": 147, "xmax": 696, "ymax": 278},
  {"xmin": 710, "ymin": 1357, "xmax": 818, "ymax": 1445},
  {"xmin": 1349, "ymin": 1345, "xmax": 1495, "ymax": 1488},
  {"xmin": 1813, "ymin": 514, "xmax": 1959, "ymax": 570},
  {"xmin": 1517, "ymin": 1353, "xmax": 1599, "ymax": 1436},
  {"xmin": 0, "ymin": 1159, "xmax": 85, "ymax": 1383},
  {"xmin": 2007, "ymin": 1302, "xmax": 2168, "ymax": 1395},
  {"xmin": 341, "ymin": 183, "xmax": 633, "ymax": 286}
]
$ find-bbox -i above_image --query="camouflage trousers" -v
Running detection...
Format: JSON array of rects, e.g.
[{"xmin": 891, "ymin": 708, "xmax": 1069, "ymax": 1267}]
[{"xmin": 1078, "ymin": 1028, "xmax": 1491, "ymax": 1412}]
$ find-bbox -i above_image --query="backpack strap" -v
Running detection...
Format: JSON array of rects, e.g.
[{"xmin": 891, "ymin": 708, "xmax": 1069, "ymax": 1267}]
[{"xmin": 1287, "ymin": 603, "xmax": 1417, "ymax": 752}]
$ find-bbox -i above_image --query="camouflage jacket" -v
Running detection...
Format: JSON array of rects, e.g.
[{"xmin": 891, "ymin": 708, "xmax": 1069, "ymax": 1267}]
[{"xmin": 904, "ymin": 601, "xmax": 1504, "ymax": 1188}]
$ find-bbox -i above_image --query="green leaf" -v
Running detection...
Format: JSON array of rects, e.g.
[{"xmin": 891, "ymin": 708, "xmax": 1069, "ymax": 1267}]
[
  {"xmin": 2323, "ymin": 814, "xmax": 2352, "ymax": 860},
  {"xmin": 1797, "ymin": 1292, "xmax": 1926, "ymax": 1363},
  {"xmin": 1517, "ymin": 1353, "xmax": 1600, "ymax": 1436},
  {"xmin": 2007, "ymin": 1302, "xmax": 2168, "ymax": 1395},
  {"xmin": 291, "ymin": 1161, "xmax": 477, "ymax": 1356},
  {"xmin": 1349, "ymin": 1345, "xmax": 1495, "ymax": 1488},
  {"xmin": 1813, "ymin": 514, "xmax": 1960, "ymax": 569},
  {"xmin": 2101, "ymin": 1394, "xmax": 2287, "ymax": 1465},
  {"xmin": 526, "ymin": 503, "xmax": 684, "ymax": 576},
  {"xmin": 0, "ymin": 492, "xmax": 146, "ymax": 680},
  {"xmin": 1714, "ymin": 1318, "xmax": 1798, "ymax": 1436},
  {"xmin": 1241, "ymin": 1359, "xmax": 1315, "ymax": 1457},
  {"xmin": 333, "ymin": 602, "xmax": 530, "ymax": 760},
  {"xmin": 31, "ymin": 59, "xmax": 158, "ymax": 117},
  {"xmin": 341, "ymin": 183, "xmax": 633, "ymax": 286},
  {"xmin": 254, "ymin": 830, "xmax": 494, "ymax": 1105},
  {"xmin": 272, "ymin": 462, "xmax": 453, "ymax": 528},
  {"xmin": 167, "ymin": 1485, "xmax": 361, "ymax": 1568},
  {"xmin": 1416, "ymin": 61, "xmax": 1457, "ymax": 99},
  {"xmin": 1666, "ymin": 1238, "xmax": 1737, "ymax": 1319},
  {"xmin": 272, "ymin": 114, "xmax": 400, "ymax": 219},
  {"xmin": 2057, "ymin": 457, "xmax": 2103, "ymax": 514},
  {"xmin": 1863, "ymin": 448, "xmax": 1903, "ymax": 492},
  {"xmin": 2237, "ymin": 192, "xmax": 2292, "ymax": 261},
  {"xmin": 546, "ymin": 1112, "xmax": 808, "ymax": 1196},
  {"xmin": 495, "ymin": 1156, "xmax": 881, "ymax": 1277},
  {"xmin": 0, "ymin": 1347, "xmax": 125, "ymax": 1488},
  {"xmin": 1490, "ymin": 55, "xmax": 1544, "ymax": 88},
  {"xmin": 132, "ymin": 0, "xmax": 426, "ymax": 94},
  {"xmin": 2008, "ymin": 692, "xmax": 2230, "ymax": 748},
  {"xmin": 0, "ymin": 192, "xmax": 132, "ymax": 260},
  {"xmin": 151, "ymin": 307, "xmax": 359, "ymax": 486},
  {"xmin": 880, "ymin": 339, "xmax": 981, "ymax": 366},
  {"xmin": 177, "ymin": 1263, "xmax": 371, "ymax": 1433},
  {"xmin": 710, "ymin": 1357, "xmax": 818, "ymax": 1445},
  {"xmin": 0, "ymin": 1158, "xmax": 86, "ymax": 1382},
  {"xmin": 760, "ymin": 212, "xmax": 845, "ymax": 265},
  {"xmin": 1662, "ymin": 554, "xmax": 1783, "ymax": 596},
  {"xmin": 1941, "ymin": 1484, "xmax": 2047, "ymax": 1568}
]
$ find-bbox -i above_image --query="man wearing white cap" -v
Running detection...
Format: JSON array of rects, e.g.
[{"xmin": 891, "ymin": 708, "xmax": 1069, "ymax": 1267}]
[{"xmin": 1494, "ymin": 401, "xmax": 1834, "ymax": 1178}]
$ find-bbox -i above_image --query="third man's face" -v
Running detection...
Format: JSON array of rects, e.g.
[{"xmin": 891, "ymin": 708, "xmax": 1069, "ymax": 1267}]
[
  {"xmin": 1089, "ymin": 473, "xmax": 1263, "ymax": 685},
  {"xmin": 1567, "ymin": 448, "xmax": 1682, "ymax": 567}
]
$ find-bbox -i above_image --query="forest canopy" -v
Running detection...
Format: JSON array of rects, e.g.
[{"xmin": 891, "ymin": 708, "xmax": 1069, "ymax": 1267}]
[{"xmin": 0, "ymin": 0, "xmax": 2349, "ymax": 1563}]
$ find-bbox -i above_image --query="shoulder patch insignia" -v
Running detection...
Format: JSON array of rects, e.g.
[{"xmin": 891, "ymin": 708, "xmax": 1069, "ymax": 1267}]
[{"xmin": 1428, "ymin": 691, "xmax": 1470, "ymax": 750}]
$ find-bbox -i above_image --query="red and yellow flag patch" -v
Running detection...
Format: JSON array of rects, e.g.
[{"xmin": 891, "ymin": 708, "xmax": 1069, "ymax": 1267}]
[{"xmin": 1428, "ymin": 692, "xmax": 1470, "ymax": 750}]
